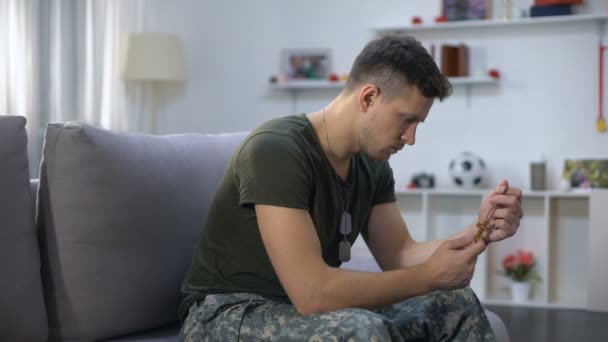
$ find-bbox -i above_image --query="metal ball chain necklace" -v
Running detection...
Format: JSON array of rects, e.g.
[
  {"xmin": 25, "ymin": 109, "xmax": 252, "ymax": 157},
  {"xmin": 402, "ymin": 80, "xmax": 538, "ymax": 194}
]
[{"xmin": 322, "ymin": 107, "xmax": 352, "ymax": 262}]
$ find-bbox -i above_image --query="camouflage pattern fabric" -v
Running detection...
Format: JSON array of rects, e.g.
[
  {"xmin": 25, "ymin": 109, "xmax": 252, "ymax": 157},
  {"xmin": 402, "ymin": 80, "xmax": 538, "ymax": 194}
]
[{"xmin": 180, "ymin": 287, "xmax": 496, "ymax": 341}]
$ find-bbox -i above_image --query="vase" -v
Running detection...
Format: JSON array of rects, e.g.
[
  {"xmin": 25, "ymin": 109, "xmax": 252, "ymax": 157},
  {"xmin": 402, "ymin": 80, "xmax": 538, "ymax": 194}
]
[{"xmin": 511, "ymin": 281, "xmax": 530, "ymax": 302}]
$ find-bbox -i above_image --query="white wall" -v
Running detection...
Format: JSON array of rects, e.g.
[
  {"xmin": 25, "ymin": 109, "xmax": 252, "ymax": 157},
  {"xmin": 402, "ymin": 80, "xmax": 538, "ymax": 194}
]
[{"xmin": 140, "ymin": 0, "xmax": 608, "ymax": 191}]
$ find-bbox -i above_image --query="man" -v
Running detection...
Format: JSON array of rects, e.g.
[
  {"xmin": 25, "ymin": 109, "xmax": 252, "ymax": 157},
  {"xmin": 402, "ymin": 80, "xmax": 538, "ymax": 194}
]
[{"xmin": 180, "ymin": 36, "xmax": 523, "ymax": 341}]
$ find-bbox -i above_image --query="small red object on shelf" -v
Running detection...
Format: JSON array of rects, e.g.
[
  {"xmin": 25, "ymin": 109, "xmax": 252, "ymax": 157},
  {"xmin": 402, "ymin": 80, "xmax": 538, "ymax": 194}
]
[
  {"xmin": 407, "ymin": 183, "xmax": 417, "ymax": 190},
  {"xmin": 488, "ymin": 69, "xmax": 501, "ymax": 79},
  {"xmin": 328, "ymin": 73, "xmax": 340, "ymax": 82},
  {"xmin": 411, "ymin": 16, "xmax": 423, "ymax": 25},
  {"xmin": 435, "ymin": 15, "xmax": 447, "ymax": 23}
]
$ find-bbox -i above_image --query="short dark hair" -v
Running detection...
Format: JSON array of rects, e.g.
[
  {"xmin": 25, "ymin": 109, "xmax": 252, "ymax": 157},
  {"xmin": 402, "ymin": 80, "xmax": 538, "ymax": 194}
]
[{"xmin": 345, "ymin": 36, "xmax": 452, "ymax": 101}]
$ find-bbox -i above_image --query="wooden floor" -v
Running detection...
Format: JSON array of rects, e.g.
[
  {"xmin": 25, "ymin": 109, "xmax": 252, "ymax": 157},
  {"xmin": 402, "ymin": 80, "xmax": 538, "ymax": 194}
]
[{"xmin": 485, "ymin": 305, "xmax": 608, "ymax": 342}]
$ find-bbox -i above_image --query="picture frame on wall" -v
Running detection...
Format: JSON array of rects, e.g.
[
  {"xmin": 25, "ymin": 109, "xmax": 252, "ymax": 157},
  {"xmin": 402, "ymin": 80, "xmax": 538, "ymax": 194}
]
[
  {"xmin": 563, "ymin": 159, "xmax": 608, "ymax": 189},
  {"xmin": 442, "ymin": 0, "xmax": 492, "ymax": 21},
  {"xmin": 280, "ymin": 48, "xmax": 331, "ymax": 80}
]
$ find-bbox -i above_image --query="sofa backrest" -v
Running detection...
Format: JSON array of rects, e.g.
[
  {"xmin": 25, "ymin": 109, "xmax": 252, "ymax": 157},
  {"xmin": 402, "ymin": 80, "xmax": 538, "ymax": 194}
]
[
  {"xmin": 37, "ymin": 122, "xmax": 248, "ymax": 341},
  {"xmin": 0, "ymin": 115, "xmax": 49, "ymax": 341}
]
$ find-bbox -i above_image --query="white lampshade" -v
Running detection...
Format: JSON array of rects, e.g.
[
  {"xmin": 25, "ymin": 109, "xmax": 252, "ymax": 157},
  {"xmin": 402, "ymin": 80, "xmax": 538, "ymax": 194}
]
[{"xmin": 124, "ymin": 33, "xmax": 185, "ymax": 82}]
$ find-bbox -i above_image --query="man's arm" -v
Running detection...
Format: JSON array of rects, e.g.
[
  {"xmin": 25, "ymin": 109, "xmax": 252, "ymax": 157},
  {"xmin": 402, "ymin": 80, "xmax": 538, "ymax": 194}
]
[
  {"xmin": 365, "ymin": 201, "xmax": 476, "ymax": 270},
  {"xmin": 255, "ymin": 204, "xmax": 483, "ymax": 316},
  {"xmin": 367, "ymin": 181, "xmax": 523, "ymax": 271}
]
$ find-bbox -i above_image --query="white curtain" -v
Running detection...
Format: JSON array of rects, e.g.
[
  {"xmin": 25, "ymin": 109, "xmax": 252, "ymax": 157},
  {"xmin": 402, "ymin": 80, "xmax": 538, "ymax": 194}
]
[
  {"xmin": 0, "ymin": 0, "xmax": 41, "ymax": 175},
  {"xmin": 47, "ymin": 0, "xmax": 147, "ymax": 131},
  {"xmin": 1, "ymin": 0, "xmax": 148, "ymax": 176},
  {"xmin": 0, "ymin": 0, "xmax": 39, "ymax": 121}
]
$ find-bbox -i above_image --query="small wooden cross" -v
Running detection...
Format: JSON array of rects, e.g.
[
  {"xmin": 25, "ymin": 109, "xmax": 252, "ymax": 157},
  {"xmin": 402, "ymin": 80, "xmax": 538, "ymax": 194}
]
[
  {"xmin": 474, "ymin": 219, "xmax": 491, "ymax": 243},
  {"xmin": 474, "ymin": 185, "xmax": 509, "ymax": 243}
]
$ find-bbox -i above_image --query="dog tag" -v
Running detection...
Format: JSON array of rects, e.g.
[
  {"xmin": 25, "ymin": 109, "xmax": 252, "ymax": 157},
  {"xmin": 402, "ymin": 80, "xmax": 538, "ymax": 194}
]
[
  {"xmin": 339, "ymin": 212, "xmax": 352, "ymax": 235},
  {"xmin": 339, "ymin": 240, "xmax": 351, "ymax": 262}
]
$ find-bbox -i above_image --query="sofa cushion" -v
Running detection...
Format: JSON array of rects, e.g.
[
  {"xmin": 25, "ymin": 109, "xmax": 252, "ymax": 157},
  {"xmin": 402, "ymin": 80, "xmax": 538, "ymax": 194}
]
[
  {"xmin": 37, "ymin": 122, "xmax": 247, "ymax": 341},
  {"xmin": 0, "ymin": 115, "xmax": 48, "ymax": 341}
]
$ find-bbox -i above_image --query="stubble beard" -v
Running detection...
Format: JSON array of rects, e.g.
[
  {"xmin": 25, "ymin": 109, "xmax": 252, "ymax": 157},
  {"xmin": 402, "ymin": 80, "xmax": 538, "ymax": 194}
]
[{"xmin": 360, "ymin": 124, "xmax": 389, "ymax": 161}]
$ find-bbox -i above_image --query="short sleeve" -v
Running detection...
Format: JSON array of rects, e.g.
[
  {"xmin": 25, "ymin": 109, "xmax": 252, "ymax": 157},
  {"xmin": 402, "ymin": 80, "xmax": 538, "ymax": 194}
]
[
  {"xmin": 235, "ymin": 132, "xmax": 312, "ymax": 209},
  {"xmin": 372, "ymin": 161, "xmax": 396, "ymax": 205}
]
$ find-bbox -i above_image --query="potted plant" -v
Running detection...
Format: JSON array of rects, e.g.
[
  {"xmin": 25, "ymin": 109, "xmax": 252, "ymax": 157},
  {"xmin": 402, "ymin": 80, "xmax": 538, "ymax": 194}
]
[{"xmin": 500, "ymin": 250, "xmax": 541, "ymax": 302}]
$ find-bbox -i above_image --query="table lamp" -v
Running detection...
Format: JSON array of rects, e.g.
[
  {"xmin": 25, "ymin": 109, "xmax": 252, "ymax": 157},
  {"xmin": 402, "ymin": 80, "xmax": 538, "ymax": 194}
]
[{"xmin": 124, "ymin": 33, "xmax": 185, "ymax": 134}]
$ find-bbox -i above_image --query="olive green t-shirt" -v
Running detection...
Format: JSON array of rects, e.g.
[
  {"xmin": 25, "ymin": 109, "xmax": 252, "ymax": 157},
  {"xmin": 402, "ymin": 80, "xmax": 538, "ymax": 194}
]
[{"xmin": 179, "ymin": 114, "xmax": 396, "ymax": 321}]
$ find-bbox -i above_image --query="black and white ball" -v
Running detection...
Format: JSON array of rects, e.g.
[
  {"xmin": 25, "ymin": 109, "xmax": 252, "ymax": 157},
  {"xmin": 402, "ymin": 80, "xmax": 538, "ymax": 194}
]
[{"xmin": 449, "ymin": 152, "xmax": 486, "ymax": 188}]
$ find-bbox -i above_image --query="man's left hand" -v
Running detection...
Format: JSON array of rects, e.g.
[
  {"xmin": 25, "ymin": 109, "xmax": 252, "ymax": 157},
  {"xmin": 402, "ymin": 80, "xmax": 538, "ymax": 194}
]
[{"xmin": 477, "ymin": 179, "xmax": 523, "ymax": 244}]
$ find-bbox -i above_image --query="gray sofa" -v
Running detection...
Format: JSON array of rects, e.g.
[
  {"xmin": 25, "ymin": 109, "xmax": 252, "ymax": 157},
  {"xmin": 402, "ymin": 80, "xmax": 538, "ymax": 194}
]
[{"xmin": 0, "ymin": 115, "xmax": 509, "ymax": 341}]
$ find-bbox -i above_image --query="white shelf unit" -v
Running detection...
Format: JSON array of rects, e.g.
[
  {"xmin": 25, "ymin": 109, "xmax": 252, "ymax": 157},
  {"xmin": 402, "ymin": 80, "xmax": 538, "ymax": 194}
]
[
  {"xmin": 398, "ymin": 189, "xmax": 593, "ymax": 309},
  {"xmin": 344, "ymin": 189, "xmax": 603, "ymax": 310},
  {"xmin": 373, "ymin": 14, "xmax": 608, "ymax": 35}
]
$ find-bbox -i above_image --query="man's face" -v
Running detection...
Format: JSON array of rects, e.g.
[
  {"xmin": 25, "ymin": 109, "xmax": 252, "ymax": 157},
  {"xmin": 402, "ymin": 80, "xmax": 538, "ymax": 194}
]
[{"xmin": 359, "ymin": 85, "xmax": 433, "ymax": 161}]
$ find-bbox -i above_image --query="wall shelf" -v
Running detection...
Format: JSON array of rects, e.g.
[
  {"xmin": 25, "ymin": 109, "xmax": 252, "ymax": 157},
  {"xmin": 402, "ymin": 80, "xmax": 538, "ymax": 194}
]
[
  {"xmin": 269, "ymin": 78, "xmax": 496, "ymax": 108},
  {"xmin": 269, "ymin": 77, "xmax": 496, "ymax": 90},
  {"xmin": 449, "ymin": 76, "xmax": 498, "ymax": 85},
  {"xmin": 268, "ymin": 80, "xmax": 345, "ymax": 114},
  {"xmin": 269, "ymin": 80, "xmax": 345, "ymax": 90},
  {"xmin": 374, "ymin": 14, "xmax": 608, "ymax": 35}
]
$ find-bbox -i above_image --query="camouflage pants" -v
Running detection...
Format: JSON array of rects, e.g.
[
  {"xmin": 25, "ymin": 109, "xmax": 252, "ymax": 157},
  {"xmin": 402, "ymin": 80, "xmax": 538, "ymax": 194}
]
[{"xmin": 180, "ymin": 287, "xmax": 496, "ymax": 341}]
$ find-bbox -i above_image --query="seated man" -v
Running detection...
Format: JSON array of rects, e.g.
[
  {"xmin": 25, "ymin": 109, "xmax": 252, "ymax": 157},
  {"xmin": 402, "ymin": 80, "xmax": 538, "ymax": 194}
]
[{"xmin": 180, "ymin": 35, "xmax": 523, "ymax": 341}]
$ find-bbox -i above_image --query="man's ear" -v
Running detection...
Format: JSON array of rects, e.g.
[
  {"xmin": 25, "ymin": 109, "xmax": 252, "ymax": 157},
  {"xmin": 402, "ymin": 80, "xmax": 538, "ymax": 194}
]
[{"xmin": 359, "ymin": 85, "xmax": 379, "ymax": 112}]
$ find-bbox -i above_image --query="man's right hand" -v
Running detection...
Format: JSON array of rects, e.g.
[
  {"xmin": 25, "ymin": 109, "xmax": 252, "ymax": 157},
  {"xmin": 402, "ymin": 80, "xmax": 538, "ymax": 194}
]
[{"xmin": 422, "ymin": 233, "xmax": 486, "ymax": 291}]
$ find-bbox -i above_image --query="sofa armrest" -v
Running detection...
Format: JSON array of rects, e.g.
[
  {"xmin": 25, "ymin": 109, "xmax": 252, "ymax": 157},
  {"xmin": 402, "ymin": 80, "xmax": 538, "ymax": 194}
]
[{"xmin": 485, "ymin": 310, "xmax": 510, "ymax": 342}]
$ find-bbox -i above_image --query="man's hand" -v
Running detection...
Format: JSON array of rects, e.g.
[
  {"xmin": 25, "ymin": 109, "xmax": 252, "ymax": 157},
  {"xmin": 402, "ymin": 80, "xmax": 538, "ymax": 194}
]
[
  {"xmin": 477, "ymin": 179, "xmax": 523, "ymax": 244},
  {"xmin": 423, "ymin": 233, "xmax": 486, "ymax": 290}
]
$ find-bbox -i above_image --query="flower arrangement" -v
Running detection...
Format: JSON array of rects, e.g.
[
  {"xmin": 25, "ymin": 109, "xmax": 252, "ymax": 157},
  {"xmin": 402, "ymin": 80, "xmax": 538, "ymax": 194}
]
[{"xmin": 501, "ymin": 250, "xmax": 540, "ymax": 282}]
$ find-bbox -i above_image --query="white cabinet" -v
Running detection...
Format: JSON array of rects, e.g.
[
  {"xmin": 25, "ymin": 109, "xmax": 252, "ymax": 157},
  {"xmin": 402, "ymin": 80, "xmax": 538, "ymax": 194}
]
[
  {"xmin": 587, "ymin": 190, "xmax": 608, "ymax": 312},
  {"xmin": 483, "ymin": 191, "xmax": 590, "ymax": 309},
  {"xmin": 343, "ymin": 189, "xmax": 606, "ymax": 311}
]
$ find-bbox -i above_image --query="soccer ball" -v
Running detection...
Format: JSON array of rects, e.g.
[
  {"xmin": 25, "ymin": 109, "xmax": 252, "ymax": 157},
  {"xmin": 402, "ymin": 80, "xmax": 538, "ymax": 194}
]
[{"xmin": 449, "ymin": 152, "xmax": 486, "ymax": 188}]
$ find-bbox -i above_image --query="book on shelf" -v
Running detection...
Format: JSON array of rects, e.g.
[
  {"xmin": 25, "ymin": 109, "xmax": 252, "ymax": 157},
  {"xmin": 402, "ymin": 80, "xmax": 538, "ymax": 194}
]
[
  {"xmin": 440, "ymin": 43, "xmax": 469, "ymax": 77},
  {"xmin": 530, "ymin": 4, "xmax": 573, "ymax": 17},
  {"xmin": 457, "ymin": 44, "xmax": 469, "ymax": 77}
]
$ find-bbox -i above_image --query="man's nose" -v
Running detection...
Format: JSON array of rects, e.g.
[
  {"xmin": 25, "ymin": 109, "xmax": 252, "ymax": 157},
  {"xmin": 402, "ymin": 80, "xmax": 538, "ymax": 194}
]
[{"xmin": 401, "ymin": 125, "xmax": 417, "ymax": 146}]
